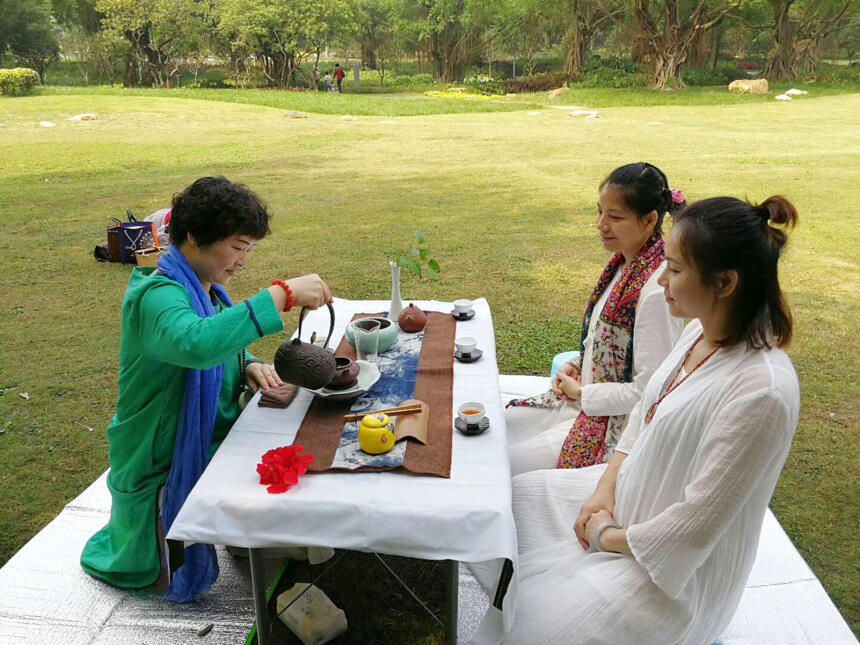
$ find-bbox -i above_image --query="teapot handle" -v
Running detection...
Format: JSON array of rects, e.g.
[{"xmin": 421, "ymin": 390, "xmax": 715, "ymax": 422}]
[{"xmin": 295, "ymin": 302, "xmax": 336, "ymax": 348}]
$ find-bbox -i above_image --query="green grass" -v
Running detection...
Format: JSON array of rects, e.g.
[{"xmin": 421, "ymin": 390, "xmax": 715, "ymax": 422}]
[
  {"xmin": 34, "ymin": 85, "xmax": 541, "ymax": 116},
  {"xmin": 0, "ymin": 90, "xmax": 858, "ymax": 636},
  {"xmin": 539, "ymin": 81, "xmax": 860, "ymax": 106}
]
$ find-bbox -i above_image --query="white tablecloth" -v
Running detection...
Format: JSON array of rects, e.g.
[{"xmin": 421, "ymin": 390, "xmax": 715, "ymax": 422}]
[{"xmin": 167, "ymin": 298, "xmax": 517, "ymax": 642}]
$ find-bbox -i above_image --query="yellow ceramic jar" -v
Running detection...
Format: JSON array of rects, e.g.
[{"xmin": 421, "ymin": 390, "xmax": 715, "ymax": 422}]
[{"xmin": 358, "ymin": 413, "xmax": 396, "ymax": 454}]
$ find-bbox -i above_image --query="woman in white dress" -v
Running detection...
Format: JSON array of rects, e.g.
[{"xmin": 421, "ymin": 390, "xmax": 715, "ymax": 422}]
[
  {"xmin": 505, "ymin": 195, "xmax": 800, "ymax": 644},
  {"xmin": 506, "ymin": 162, "xmax": 685, "ymax": 475}
]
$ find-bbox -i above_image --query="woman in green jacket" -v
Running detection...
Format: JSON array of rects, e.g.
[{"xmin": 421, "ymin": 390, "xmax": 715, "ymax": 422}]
[{"xmin": 81, "ymin": 177, "xmax": 331, "ymax": 601}]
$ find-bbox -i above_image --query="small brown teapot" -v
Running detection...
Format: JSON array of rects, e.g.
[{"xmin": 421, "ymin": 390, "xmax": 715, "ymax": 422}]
[
  {"xmin": 274, "ymin": 303, "xmax": 337, "ymax": 390},
  {"xmin": 397, "ymin": 303, "xmax": 427, "ymax": 332}
]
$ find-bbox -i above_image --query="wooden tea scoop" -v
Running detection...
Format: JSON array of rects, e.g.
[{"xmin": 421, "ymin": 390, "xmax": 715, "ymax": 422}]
[{"xmin": 343, "ymin": 403, "xmax": 423, "ymax": 422}]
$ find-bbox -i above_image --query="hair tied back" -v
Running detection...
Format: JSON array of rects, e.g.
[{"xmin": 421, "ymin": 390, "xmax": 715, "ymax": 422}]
[{"xmin": 757, "ymin": 195, "xmax": 798, "ymax": 229}]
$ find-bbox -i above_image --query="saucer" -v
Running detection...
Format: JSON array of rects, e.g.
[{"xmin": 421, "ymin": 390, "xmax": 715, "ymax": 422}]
[
  {"xmin": 454, "ymin": 417, "xmax": 490, "ymax": 435},
  {"xmin": 308, "ymin": 360, "xmax": 381, "ymax": 400},
  {"xmin": 450, "ymin": 309, "xmax": 476, "ymax": 321},
  {"xmin": 454, "ymin": 348, "xmax": 483, "ymax": 363}
]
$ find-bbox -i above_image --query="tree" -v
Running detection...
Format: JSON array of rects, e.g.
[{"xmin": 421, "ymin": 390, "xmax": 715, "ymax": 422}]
[
  {"xmin": 562, "ymin": 0, "xmax": 623, "ymax": 78},
  {"xmin": 216, "ymin": 0, "xmax": 356, "ymax": 89},
  {"xmin": 496, "ymin": 0, "xmax": 552, "ymax": 77},
  {"xmin": 624, "ymin": 0, "xmax": 740, "ymax": 89},
  {"xmin": 52, "ymin": 0, "xmax": 104, "ymax": 34},
  {"xmin": 761, "ymin": 0, "xmax": 852, "ymax": 80},
  {"xmin": 97, "ymin": 0, "xmax": 206, "ymax": 87},
  {"xmin": 6, "ymin": 0, "xmax": 60, "ymax": 82},
  {"xmin": 393, "ymin": 0, "xmax": 503, "ymax": 82},
  {"xmin": 1, "ymin": 0, "xmax": 60, "ymax": 82}
]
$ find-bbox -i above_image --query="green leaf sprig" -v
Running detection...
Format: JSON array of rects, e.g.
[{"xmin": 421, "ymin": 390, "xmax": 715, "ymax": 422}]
[{"xmin": 396, "ymin": 231, "xmax": 441, "ymax": 280}]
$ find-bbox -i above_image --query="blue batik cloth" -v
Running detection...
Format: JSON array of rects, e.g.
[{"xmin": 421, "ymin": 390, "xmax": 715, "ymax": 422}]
[{"xmin": 330, "ymin": 327, "xmax": 424, "ymax": 470}]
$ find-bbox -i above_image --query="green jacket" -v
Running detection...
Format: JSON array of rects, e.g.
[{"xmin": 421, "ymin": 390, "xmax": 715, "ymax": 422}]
[{"xmin": 81, "ymin": 267, "xmax": 283, "ymax": 588}]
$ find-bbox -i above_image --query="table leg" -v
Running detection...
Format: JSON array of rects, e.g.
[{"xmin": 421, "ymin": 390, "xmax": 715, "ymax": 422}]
[
  {"xmin": 248, "ymin": 548, "xmax": 270, "ymax": 645},
  {"xmin": 445, "ymin": 559, "xmax": 458, "ymax": 644}
]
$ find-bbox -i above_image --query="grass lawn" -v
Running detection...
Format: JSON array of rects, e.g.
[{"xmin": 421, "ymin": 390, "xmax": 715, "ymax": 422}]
[{"xmin": 0, "ymin": 88, "xmax": 858, "ymax": 636}]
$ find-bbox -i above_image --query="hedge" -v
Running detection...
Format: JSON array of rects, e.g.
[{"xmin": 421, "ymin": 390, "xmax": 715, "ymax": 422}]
[{"xmin": 0, "ymin": 68, "xmax": 40, "ymax": 96}]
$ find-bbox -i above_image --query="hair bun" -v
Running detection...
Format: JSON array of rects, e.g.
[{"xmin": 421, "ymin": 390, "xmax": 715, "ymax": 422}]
[{"xmin": 758, "ymin": 195, "xmax": 798, "ymax": 228}]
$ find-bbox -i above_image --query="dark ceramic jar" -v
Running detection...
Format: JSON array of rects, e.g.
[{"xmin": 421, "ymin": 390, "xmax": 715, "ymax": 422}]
[{"xmin": 326, "ymin": 356, "xmax": 360, "ymax": 390}]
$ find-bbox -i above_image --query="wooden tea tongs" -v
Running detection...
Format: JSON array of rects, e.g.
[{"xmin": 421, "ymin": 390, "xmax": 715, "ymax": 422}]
[{"xmin": 343, "ymin": 402, "xmax": 424, "ymax": 422}]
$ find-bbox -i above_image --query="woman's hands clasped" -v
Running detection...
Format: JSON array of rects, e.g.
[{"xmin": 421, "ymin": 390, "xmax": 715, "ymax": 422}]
[
  {"xmin": 583, "ymin": 509, "xmax": 615, "ymax": 551},
  {"xmin": 574, "ymin": 485, "xmax": 615, "ymax": 550},
  {"xmin": 552, "ymin": 362, "xmax": 582, "ymax": 402}
]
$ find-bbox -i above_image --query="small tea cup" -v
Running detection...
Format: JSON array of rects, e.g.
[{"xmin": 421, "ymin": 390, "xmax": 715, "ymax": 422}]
[
  {"xmin": 455, "ymin": 337, "xmax": 477, "ymax": 357},
  {"xmin": 458, "ymin": 402, "xmax": 486, "ymax": 426},
  {"xmin": 453, "ymin": 299, "xmax": 474, "ymax": 315}
]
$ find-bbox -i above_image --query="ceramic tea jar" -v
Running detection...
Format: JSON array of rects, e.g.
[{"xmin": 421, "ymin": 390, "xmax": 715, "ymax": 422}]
[
  {"xmin": 326, "ymin": 356, "xmax": 360, "ymax": 390},
  {"xmin": 397, "ymin": 303, "xmax": 427, "ymax": 333},
  {"xmin": 358, "ymin": 413, "xmax": 396, "ymax": 454},
  {"xmin": 274, "ymin": 303, "xmax": 337, "ymax": 390}
]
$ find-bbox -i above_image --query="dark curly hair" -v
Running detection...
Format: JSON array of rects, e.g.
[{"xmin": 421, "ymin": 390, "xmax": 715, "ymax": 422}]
[
  {"xmin": 674, "ymin": 195, "xmax": 798, "ymax": 349},
  {"xmin": 599, "ymin": 162, "xmax": 685, "ymax": 234},
  {"xmin": 169, "ymin": 176, "xmax": 270, "ymax": 247}
]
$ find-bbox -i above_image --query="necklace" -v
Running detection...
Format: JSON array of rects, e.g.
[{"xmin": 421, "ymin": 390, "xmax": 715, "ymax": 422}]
[{"xmin": 644, "ymin": 333, "xmax": 719, "ymax": 423}]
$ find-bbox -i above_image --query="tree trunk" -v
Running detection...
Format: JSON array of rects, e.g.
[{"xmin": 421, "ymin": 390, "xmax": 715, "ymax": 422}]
[
  {"xmin": 650, "ymin": 48, "xmax": 686, "ymax": 88},
  {"xmin": 361, "ymin": 42, "xmax": 377, "ymax": 70},
  {"xmin": 763, "ymin": 0, "xmax": 794, "ymax": 81}
]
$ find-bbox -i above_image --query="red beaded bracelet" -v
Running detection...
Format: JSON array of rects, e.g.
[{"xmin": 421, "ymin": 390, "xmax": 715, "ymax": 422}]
[{"xmin": 271, "ymin": 280, "xmax": 294, "ymax": 312}]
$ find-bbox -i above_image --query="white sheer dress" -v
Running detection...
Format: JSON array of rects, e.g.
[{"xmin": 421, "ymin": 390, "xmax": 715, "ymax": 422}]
[{"xmin": 502, "ymin": 320, "xmax": 800, "ymax": 644}]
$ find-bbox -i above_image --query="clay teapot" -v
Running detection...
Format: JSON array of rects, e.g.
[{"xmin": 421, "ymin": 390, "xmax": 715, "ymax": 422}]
[
  {"xmin": 397, "ymin": 303, "xmax": 427, "ymax": 333},
  {"xmin": 326, "ymin": 356, "xmax": 360, "ymax": 390},
  {"xmin": 274, "ymin": 303, "xmax": 337, "ymax": 390}
]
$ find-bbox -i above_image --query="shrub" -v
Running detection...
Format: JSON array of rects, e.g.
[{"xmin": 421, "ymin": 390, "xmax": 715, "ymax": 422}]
[
  {"xmin": 503, "ymin": 72, "xmax": 569, "ymax": 93},
  {"xmin": 389, "ymin": 73, "xmax": 436, "ymax": 88},
  {"xmin": 578, "ymin": 58, "xmax": 645, "ymax": 88},
  {"xmin": 814, "ymin": 61, "xmax": 860, "ymax": 84},
  {"xmin": 683, "ymin": 61, "xmax": 748, "ymax": 86},
  {"xmin": 0, "ymin": 68, "xmax": 40, "ymax": 96},
  {"xmin": 462, "ymin": 74, "xmax": 505, "ymax": 95}
]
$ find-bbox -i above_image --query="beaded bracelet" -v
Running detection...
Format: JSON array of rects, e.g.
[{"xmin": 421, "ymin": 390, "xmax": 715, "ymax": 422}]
[{"xmin": 271, "ymin": 280, "xmax": 294, "ymax": 312}]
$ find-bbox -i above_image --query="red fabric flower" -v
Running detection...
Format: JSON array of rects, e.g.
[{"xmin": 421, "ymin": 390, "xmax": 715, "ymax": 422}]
[{"xmin": 256, "ymin": 444, "xmax": 314, "ymax": 494}]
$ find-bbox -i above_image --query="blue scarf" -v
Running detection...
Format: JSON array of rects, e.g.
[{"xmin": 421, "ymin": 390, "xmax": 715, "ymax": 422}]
[{"xmin": 157, "ymin": 245, "xmax": 232, "ymax": 602}]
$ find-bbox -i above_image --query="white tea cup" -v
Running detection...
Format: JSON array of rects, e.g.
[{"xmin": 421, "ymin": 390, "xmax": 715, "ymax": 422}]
[
  {"xmin": 455, "ymin": 337, "xmax": 477, "ymax": 356},
  {"xmin": 453, "ymin": 299, "xmax": 474, "ymax": 315},
  {"xmin": 458, "ymin": 402, "xmax": 486, "ymax": 426}
]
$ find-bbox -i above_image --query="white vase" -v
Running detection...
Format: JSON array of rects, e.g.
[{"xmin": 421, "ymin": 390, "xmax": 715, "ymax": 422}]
[{"xmin": 388, "ymin": 261, "xmax": 403, "ymax": 320}]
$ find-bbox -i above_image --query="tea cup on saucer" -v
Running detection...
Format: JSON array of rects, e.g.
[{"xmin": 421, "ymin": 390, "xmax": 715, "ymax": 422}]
[
  {"xmin": 457, "ymin": 402, "xmax": 486, "ymax": 426},
  {"xmin": 453, "ymin": 299, "xmax": 474, "ymax": 315},
  {"xmin": 455, "ymin": 337, "xmax": 478, "ymax": 358}
]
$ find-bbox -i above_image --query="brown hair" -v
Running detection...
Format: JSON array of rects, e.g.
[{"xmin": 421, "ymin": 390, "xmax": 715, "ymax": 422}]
[{"xmin": 674, "ymin": 195, "xmax": 798, "ymax": 349}]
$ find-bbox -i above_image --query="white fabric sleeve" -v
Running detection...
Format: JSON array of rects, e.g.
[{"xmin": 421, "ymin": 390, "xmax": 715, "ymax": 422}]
[
  {"xmin": 625, "ymin": 389, "xmax": 794, "ymax": 598},
  {"xmin": 614, "ymin": 399, "xmax": 644, "ymax": 455},
  {"xmin": 580, "ymin": 283, "xmax": 681, "ymax": 417}
]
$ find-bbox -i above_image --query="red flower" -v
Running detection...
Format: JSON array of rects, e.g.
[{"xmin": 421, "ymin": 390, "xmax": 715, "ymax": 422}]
[{"xmin": 256, "ymin": 444, "xmax": 314, "ymax": 494}]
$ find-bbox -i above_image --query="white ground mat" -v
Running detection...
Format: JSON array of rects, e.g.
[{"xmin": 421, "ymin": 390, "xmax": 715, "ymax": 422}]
[{"xmin": 0, "ymin": 375, "xmax": 854, "ymax": 644}]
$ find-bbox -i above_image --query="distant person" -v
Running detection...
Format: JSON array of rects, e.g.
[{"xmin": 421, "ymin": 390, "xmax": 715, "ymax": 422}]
[
  {"xmin": 323, "ymin": 70, "xmax": 333, "ymax": 93},
  {"xmin": 333, "ymin": 63, "xmax": 344, "ymax": 93},
  {"xmin": 312, "ymin": 67, "xmax": 320, "ymax": 91}
]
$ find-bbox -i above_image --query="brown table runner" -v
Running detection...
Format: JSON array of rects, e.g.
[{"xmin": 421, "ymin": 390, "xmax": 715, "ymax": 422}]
[{"xmin": 294, "ymin": 311, "xmax": 456, "ymax": 478}]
